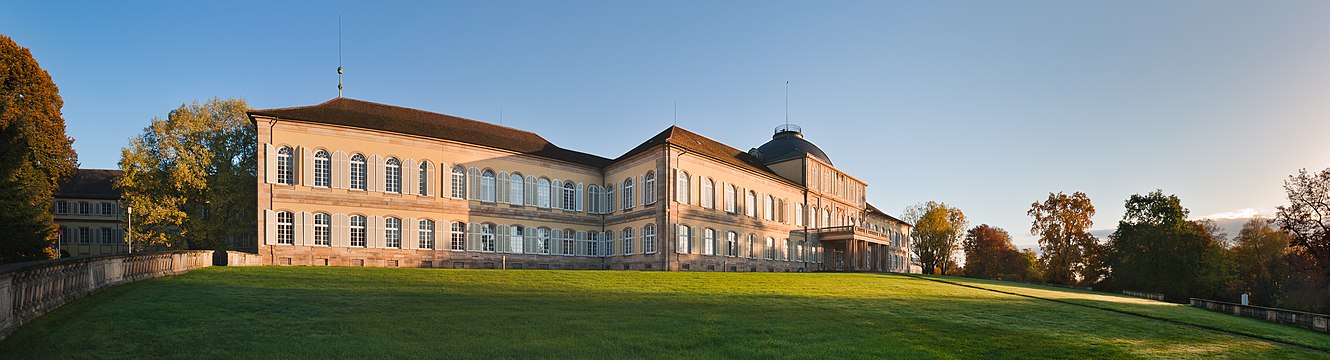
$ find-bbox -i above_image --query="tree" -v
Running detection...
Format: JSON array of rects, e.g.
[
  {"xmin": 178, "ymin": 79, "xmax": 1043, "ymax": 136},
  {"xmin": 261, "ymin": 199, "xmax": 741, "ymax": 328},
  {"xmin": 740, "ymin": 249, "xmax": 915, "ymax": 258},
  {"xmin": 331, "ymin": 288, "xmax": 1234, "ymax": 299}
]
[
  {"xmin": 963, "ymin": 224, "xmax": 1026, "ymax": 281},
  {"xmin": 1028, "ymin": 191, "xmax": 1099, "ymax": 286},
  {"xmin": 1104, "ymin": 190, "xmax": 1227, "ymax": 301},
  {"xmin": 116, "ymin": 98, "xmax": 255, "ymax": 250},
  {"xmin": 904, "ymin": 201, "xmax": 967, "ymax": 275},
  {"xmin": 1275, "ymin": 168, "xmax": 1330, "ymax": 281},
  {"xmin": 0, "ymin": 35, "xmax": 79, "ymax": 263},
  {"xmin": 1228, "ymin": 218, "xmax": 1293, "ymax": 307}
]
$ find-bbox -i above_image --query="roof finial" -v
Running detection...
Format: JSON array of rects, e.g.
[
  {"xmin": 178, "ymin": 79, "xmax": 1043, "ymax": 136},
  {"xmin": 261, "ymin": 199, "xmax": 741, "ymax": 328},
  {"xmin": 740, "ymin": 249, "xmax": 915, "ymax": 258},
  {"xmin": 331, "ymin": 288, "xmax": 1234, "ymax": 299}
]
[{"xmin": 337, "ymin": 15, "xmax": 343, "ymax": 98}]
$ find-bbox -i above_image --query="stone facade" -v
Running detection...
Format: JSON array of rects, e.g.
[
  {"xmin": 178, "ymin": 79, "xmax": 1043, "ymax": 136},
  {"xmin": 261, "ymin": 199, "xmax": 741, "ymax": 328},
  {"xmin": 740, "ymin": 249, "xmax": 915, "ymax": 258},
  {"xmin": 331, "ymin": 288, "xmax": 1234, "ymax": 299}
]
[{"xmin": 251, "ymin": 98, "xmax": 912, "ymax": 272}]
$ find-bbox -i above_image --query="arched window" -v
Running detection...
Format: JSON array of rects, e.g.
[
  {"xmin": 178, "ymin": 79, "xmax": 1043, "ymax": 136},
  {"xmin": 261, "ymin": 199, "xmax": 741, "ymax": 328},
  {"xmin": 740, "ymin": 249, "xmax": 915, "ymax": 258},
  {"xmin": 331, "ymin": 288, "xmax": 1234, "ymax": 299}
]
[
  {"xmin": 745, "ymin": 191, "xmax": 757, "ymax": 217},
  {"xmin": 385, "ymin": 158, "xmax": 401, "ymax": 193},
  {"xmin": 604, "ymin": 185, "xmax": 615, "ymax": 212},
  {"xmin": 537, "ymin": 227, "xmax": 551, "ymax": 254},
  {"xmin": 562, "ymin": 182, "xmax": 576, "ymax": 211},
  {"xmin": 276, "ymin": 147, "xmax": 293, "ymax": 185},
  {"xmin": 622, "ymin": 178, "xmax": 634, "ymax": 210},
  {"xmin": 276, "ymin": 211, "xmax": 294, "ymax": 244},
  {"xmin": 313, "ymin": 150, "xmax": 331, "ymax": 188},
  {"xmin": 703, "ymin": 228, "xmax": 715, "ymax": 255},
  {"xmin": 643, "ymin": 224, "xmax": 656, "ymax": 253},
  {"xmin": 350, "ymin": 215, "xmax": 367, "ymax": 247},
  {"xmin": 418, "ymin": 162, "xmax": 430, "ymax": 196},
  {"xmin": 537, "ymin": 178, "xmax": 552, "ymax": 208},
  {"xmin": 418, "ymin": 219, "xmax": 435, "ymax": 249},
  {"xmin": 385, "ymin": 217, "xmax": 401, "ymax": 248},
  {"xmin": 481, "ymin": 223, "xmax": 496, "ymax": 252},
  {"xmin": 643, "ymin": 171, "xmax": 656, "ymax": 204},
  {"xmin": 726, "ymin": 231, "xmax": 738, "ymax": 257},
  {"xmin": 602, "ymin": 231, "xmax": 614, "ymax": 257},
  {"xmin": 509, "ymin": 173, "xmax": 524, "ymax": 206},
  {"xmin": 724, "ymin": 184, "xmax": 736, "ymax": 213},
  {"xmin": 587, "ymin": 185, "xmax": 601, "ymax": 214},
  {"xmin": 481, "ymin": 170, "xmax": 496, "ymax": 202},
  {"xmin": 823, "ymin": 208, "xmax": 832, "ymax": 229},
  {"xmin": 313, "ymin": 213, "xmax": 331, "ymax": 246},
  {"xmin": 350, "ymin": 154, "xmax": 367, "ymax": 191},
  {"xmin": 675, "ymin": 171, "xmax": 690, "ymax": 204},
  {"xmin": 587, "ymin": 231, "xmax": 600, "ymax": 257},
  {"xmin": 449, "ymin": 222, "xmax": 466, "ymax": 250},
  {"xmin": 748, "ymin": 234, "xmax": 756, "ymax": 259},
  {"xmin": 450, "ymin": 166, "xmax": 466, "ymax": 198},
  {"xmin": 765, "ymin": 237, "xmax": 776, "ymax": 260},
  {"xmin": 701, "ymin": 178, "xmax": 715, "ymax": 209},
  {"xmin": 677, "ymin": 224, "xmax": 692, "ymax": 254},
  {"xmin": 510, "ymin": 225, "xmax": 524, "ymax": 254},
  {"xmin": 622, "ymin": 227, "xmax": 634, "ymax": 255},
  {"xmin": 764, "ymin": 195, "xmax": 775, "ymax": 221}
]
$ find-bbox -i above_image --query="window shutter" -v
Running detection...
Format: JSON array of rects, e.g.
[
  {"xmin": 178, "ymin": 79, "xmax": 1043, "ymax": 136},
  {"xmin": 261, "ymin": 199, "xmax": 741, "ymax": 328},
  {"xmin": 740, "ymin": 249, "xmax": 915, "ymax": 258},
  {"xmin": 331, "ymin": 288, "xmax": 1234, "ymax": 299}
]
[
  {"xmin": 367, "ymin": 155, "xmax": 381, "ymax": 192},
  {"xmin": 497, "ymin": 224, "xmax": 510, "ymax": 253},
  {"xmin": 405, "ymin": 218, "xmax": 417, "ymax": 250},
  {"xmin": 525, "ymin": 176, "xmax": 537, "ymax": 205},
  {"xmin": 264, "ymin": 144, "xmax": 278, "ymax": 184},
  {"xmin": 576, "ymin": 182, "xmax": 584, "ymax": 212},
  {"xmin": 552, "ymin": 180, "xmax": 563, "ymax": 210},
  {"xmin": 299, "ymin": 147, "xmax": 312, "ymax": 186},
  {"xmin": 551, "ymin": 229, "xmax": 562, "ymax": 255},
  {"xmin": 575, "ymin": 231, "xmax": 586, "ymax": 256},
  {"xmin": 468, "ymin": 224, "xmax": 480, "ymax": 251},
  {"xmin": 264, "ymin": 210, "xmax": 276, "ymax": 245},
  {"xmin": 369, "ymin": 216, "xmax": 382, "ymax": 248},
  {"xmin": 333, "ymin": 213, "xmax": 347, "ymax": 247},
  {"xmin": 468, "ymin": 168, "xmax": 481, "ymax": 200},
  {"xmin": 404, "ymin": 158, "xmax": 417, "ymax": 195},
  {"xmin": 298, "ymin": 211, "xmax": 312, "ymax": 246},
  {"xmin": 497, "ymin": 172, "xmax": 509, "ymax": 203},
  {"xmin": 696, "ymin": 175, "xmax": 703, "ymax": 207},
  {"xmin": 636, "ymin": 175, "xmax": 643, "ymax": 206},
  {"xmin": 426, "ymin": 163, "xmax": 436, "ymax": 197}
]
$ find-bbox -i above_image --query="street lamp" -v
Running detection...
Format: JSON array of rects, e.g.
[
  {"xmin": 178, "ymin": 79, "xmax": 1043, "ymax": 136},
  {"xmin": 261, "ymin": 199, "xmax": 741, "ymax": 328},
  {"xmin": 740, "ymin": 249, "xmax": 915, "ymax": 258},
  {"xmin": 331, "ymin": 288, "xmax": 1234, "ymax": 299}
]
[{"xmin": 127, "ymin": 206, "xmax": 133, "ymax": 254}]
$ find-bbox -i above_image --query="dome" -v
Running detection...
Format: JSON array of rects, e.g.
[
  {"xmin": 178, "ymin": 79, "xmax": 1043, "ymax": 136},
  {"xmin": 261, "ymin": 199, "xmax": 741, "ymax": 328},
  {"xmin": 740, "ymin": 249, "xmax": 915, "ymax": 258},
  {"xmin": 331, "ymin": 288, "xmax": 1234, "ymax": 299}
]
[{"xmin": 754, "ymin": 124, "xmax": 832, "ymax": 165}]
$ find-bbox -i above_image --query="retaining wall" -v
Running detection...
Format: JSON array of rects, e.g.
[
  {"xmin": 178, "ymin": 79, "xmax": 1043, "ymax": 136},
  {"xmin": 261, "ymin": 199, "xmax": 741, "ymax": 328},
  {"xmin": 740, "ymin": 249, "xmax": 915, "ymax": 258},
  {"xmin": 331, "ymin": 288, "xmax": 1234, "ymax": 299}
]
[{"xmin": 1190, "ymin": 298, "xmax": 1329, "ymax": 334}]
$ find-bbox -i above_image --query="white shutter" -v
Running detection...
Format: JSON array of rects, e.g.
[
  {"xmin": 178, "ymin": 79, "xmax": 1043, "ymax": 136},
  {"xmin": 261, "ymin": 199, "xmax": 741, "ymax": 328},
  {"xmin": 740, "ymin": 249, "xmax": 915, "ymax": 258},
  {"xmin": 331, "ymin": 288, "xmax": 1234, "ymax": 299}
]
[
  {"xmin": 468, "ymin": 224, "xmax": 481, "ymax": 251},
  {"xmin": 497, "ymin": 224, "xmax": 510, "ymax": 253},
  {"xmin": 405, "ymin": 218, "xmax": 418, "ymax": 250},
  {"xmin": 640, "ymin": 175, "xmax": 647, "ymax": 206},
  {"xmin": 331, "ymin": 151, "xmax": 345, "ymax": 189},
  {"xmin": 333, "ymin": 213, "xmax": 347, "ymax": 247},
  {"xmin": 468, "ymin": 168, "xmax": 481, "ymax": 200},
  {"xmin": 576, "ymin": 182, "xmax": 584, "ymax": 212},
  {"xmin": 369, "ymin": 216, "xmax": 382, "ymax": 248},
  {"xmin": 264, "ymin": 210, "xmax": 276, "ymax": 245},
  {"xmin": 264, "ymin": 144, "xmax": 278, "ymax": 184},
  {"xmin": 368, "ymin": 155, "xmax": 382, "ymax": 192},
  {"xmin": 497, "ymin": 171, "xmax": 509, "ymax": 203},
  {"xmin": 297, "ymin": 212, "xmax": 311, "ymax": 246},
  {"xmin": 552, "ymin": 180, "xmax": 563, "ymax": 210},
  {"xmin": 300, "ymin": 147, "xmax": 313, "ymax": 186},
  {"xmin": 426, "ymin": 162, "xmax": 436, "ymax": 197},
  {"xmin": 636, "ymin": 175, "xmax": 643, "ymax": 207},
  {"xmin": 525, "ymin": 176, "xmax": 537, "ymax": 205},
  {"xmin": 404, "ymin": 158, "xmax": 417, "ymax": 195}
]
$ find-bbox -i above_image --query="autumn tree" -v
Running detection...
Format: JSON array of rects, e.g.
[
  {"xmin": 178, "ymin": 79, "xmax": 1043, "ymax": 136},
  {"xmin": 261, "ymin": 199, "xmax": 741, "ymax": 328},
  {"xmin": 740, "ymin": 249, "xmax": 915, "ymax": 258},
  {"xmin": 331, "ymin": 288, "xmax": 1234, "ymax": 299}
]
[
  {"xmin": 904, "ymin": 201, "xmax": 967, "ymax": 275},
  {"xmin": 1227, "ymin": 219, "xmax": 1294, "ymax": 306},
  {"xmin": 0, "ymin": 35, "xmax": 79, "ymax": 263},
  {"xmin": 962, "ymin": 224, "xmax": 1027, "ymax": 281},
  {"xmin": 1274, "ymin": 168, "xmax": 1330, "ymax": 309},
  {"xmin": 1028, "ymin": 191, "xmax": 1101, "ymax": 286},
  {"xmin": 116, "ymin": 98, "xmax": 255, "ymax": 250},
  {"xmin": 1105, "ymin": 190, "xmax": 1228, "ymax": 301}
]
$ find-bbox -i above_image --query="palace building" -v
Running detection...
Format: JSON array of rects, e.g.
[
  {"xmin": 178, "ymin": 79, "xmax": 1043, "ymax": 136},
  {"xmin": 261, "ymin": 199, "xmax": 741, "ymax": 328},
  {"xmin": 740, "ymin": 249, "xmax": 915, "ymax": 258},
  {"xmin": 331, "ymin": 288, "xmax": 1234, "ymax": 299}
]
[
  {"xmin": 250, "ymin": 98, "xmax": 912, "ymax": 272},
  {"xmin": 52, "ymin": 169, "xmax": 129, "ymax": 258}
]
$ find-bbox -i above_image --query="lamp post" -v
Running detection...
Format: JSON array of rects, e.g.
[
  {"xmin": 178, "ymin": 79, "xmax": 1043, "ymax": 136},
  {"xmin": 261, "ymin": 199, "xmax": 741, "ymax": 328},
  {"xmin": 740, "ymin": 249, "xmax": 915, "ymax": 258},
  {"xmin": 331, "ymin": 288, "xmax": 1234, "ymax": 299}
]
[{"xmin": 127, "ymin": 206, "xmax": 133, "ymax": 254}]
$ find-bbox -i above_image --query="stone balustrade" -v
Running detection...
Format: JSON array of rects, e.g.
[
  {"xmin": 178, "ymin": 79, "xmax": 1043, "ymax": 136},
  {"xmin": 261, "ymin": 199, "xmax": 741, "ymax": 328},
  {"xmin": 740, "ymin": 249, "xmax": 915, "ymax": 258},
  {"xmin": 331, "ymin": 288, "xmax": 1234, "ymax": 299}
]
[
  {"xmin": 1190, "ymin": 298, "xmax": 1329, "ymax": 334},
  {"xmin": 0, "ymin": 250, "xmax": 259, "ymax": 341},
  {"xmin": 1122, "ymin": 290, "xmax": 1165, "ymax": 301}
]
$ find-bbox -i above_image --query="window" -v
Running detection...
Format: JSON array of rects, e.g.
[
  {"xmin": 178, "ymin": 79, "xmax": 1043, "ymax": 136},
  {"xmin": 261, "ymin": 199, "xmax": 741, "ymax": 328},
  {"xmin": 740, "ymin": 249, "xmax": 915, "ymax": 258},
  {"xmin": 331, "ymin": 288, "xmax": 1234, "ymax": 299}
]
[
  {"xmin": 385, "ymin": 217, "xmax": 401, "ymax": 248},
  {"xmin": 481, "ymin": 224, "xmax": 496, "ymax": 252},
  {"xmin": 561, "ymin": 229, "xmax": 575, "ymax": 256},
  {"xmin": 676, "ymin": 225, "xmax": 692, "ymax": 254},
  {"xmin": 823, "ymin": 209, "xmax": 832, "ymax": 229},
  {"xmin": 100, "ymin": 202, "xmax": 114, "ymax": 216},
  {"xmin": 622, "ymin": 178, "xmax": 634, "ymax": 210},
  {"xmin": 79, "ymin": 227, "xmax": 90, "ymax": 244},
  {"xmin": 450, "ymin": 222, "xmax": 466, "ymax": 250},
  {"xmin": 587, "ymin": 232, "xmax": 600, "ymax": 257},
  {"xmin": 418, "ymin": 162, "xmax": 430, "ymax": 196},
  {"xmin": 703, "ymin": 228, "xmax": 715, "ymax": 255},
  {"xmin": 764, "ymin": 195, "xmax": 775, "ymax": 221},
  {"xmin": 675, "ymin": 171, "xmax": 690, "ymax": 203},
  {"xmin": 314, "ymin": 150, "xmax": 331, "ymax": 187},
  {"xmin": 350, "ymin": 154, "xmax": 367, "ymax": 191},
  {"xmin": 481, "ymin": 170, "xmax": 496, "ymax": 202},
  {"xmin": 562, "ymin": 182, "xmax": 576, "ymax": 211},
  {"xmin": 537, "ymin": 227, "xmax": 551, "ymax": 254},
  {"xmin": 622, "ymin": 228, "xmax": 634, "ymax": 255},
  {"xmin": 643, "ymin": 171, "xmax": 656, "ymax": 204},
  {"xmin": 386, "ymin": 158, "xmax": 402, "ymax": 193},
  {"xmin": 276, "ymin": 146, "xmax": 293, "ymax": 185},
  {"xmin": 350, "ymin": 215, "xmax": 367, "ymax": 247},
  {"xmin": 537, "ymin": 178, "xmax": 552, "ymax": 208},
  {"xmin": 724, "ymin": 185, "xmax": 736, "ymax": 213},
  {"xmin": 276, "ymin": 211, "xmax": 294, "ymax": 245},
  {"xmin": 509, "ymin": 173, "xmax": 524, "ymax": 205},
  {"xmin": 765, "ymin": 237, "xmax": 776, "ymax": 260},
  {"xmin": 79, "ymin": 201, "xmax": 90, "ymax": 215},
  {"xmin": 314, "ymin": 213, "xmax": 331, "ymax": 246},
  {"xmin": 745, "ymin": 191, "xmax": 756, "ymax": 217},
  {"xmin": 726, "ymin": 231, "xmax": 738, "ymax": 257},
  {"xmin": 450, "ymin": 166, "xmax": 466, "ymax": 198},
  {"xmin": 643, "ymin": 224, "xmax": 656, "ymax": 253},
  {"xmin": 55, "ymin": 200, "xmax": 68, "ymax": 214},
  {"xmin": 100, "ymin": 228, "xmax": 114, "ymax": 244},
  {"xmin": 509, "ymin": 225, "xmax": 524, "ymax": 254},
  {"xmin": 418, "ymin": 219, "xmax": 435, "ymax": 249},
  {"xmin": 587, "ymin": 185, "xmax": 601, "ymax": 214},
  {"xmin": 701, "ymin": 178, "xmax": 715, "ymax": 209},
  {"xmin": 748, "ymin": 234, "xmax": 756, "ymax": 259},
  {"xmin": 603, "ymin": 231, "xmax": 614, "ymax": 257},
  {"xmin": 795, "ymin": 204, "xmax": 804, "ymax": 226},
  {"xmin": 604, "ymin": 185, "xmax": 615, "ymax": 212}
]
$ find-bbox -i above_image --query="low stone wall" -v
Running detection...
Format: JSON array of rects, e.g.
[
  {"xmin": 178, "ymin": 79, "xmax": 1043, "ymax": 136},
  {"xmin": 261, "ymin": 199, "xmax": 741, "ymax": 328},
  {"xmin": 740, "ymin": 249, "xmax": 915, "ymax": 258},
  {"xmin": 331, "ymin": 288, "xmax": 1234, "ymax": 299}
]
[
  {"xmin": 222, "ymin": 251, "xmax": 263, "ymax": 266},
  {"xmin": 1123, "ymin": 290, "xmax": 1165, "ymax": 301},
  {"xmin": 0, "ymin": 250, "xmax": 259, "ymax": 341},
  {"xmin": 1190, "ymin": 298, "xmax": 1330, "ymax": 334}
]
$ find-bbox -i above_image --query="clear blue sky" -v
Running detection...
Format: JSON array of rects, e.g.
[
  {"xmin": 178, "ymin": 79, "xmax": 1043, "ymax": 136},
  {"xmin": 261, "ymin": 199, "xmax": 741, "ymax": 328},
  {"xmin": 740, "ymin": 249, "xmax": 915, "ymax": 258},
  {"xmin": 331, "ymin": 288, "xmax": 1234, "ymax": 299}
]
[{"xmin": 5, "ymin": 0, "xmax": 1330, "ymax": 249}]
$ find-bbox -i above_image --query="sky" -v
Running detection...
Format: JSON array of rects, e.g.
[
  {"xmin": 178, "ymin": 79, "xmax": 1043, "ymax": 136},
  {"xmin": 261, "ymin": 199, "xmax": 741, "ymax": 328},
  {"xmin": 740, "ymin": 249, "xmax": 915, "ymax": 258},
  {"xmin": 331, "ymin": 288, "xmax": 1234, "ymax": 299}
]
[{"xmin": 5, "ymin": 0, "xmax": 1330, "ymax": 249}]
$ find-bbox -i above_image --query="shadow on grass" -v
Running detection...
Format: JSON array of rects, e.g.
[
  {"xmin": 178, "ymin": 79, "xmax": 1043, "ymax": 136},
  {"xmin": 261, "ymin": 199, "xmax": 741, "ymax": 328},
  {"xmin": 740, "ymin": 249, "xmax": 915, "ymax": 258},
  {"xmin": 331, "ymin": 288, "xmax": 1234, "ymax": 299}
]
[{"xmin": 0, "ymin": 268, "xmax": 1321, "ymax": 359}]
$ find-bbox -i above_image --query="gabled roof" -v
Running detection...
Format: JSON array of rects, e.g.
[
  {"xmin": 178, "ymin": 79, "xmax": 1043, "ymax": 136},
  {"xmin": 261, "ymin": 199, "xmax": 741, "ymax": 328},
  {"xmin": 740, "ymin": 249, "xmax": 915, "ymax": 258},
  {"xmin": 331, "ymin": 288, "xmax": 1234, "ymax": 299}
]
[
  {"xmin": 56, "ymin": 169, "xmax": 122, "ymax": 200},
  {"xmin": 617, "ymin": 126, "xmax": 797, "ymax": 185},
  {"xmin": 248, "ymin": 98, "xmax": 613, "ymax": 168}
]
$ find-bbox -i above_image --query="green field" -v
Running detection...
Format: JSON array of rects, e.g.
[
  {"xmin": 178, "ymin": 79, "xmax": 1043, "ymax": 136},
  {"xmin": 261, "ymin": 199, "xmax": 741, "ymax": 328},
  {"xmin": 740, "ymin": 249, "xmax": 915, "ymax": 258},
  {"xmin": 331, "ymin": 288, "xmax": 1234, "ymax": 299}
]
[{"xmin": 1, "ymin": 267, "xmax": 1326, "ymax": 359}]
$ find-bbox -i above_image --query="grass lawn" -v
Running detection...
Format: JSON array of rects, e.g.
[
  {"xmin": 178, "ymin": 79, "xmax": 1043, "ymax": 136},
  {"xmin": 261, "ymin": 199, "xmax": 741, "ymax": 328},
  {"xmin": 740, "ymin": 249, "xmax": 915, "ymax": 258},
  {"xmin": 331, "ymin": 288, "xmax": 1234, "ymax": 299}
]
[{"xmin": 0, "ymin": 267, "xmax": 1325, "ymax": 359}]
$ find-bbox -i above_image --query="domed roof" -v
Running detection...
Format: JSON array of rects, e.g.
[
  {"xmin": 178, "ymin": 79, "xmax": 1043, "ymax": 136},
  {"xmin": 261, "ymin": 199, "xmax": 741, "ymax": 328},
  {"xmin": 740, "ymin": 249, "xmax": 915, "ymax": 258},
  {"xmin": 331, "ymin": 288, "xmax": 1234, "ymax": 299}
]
[{"xmin": 754, "ymin": 125, "xmax": 832, "ymax": 165}]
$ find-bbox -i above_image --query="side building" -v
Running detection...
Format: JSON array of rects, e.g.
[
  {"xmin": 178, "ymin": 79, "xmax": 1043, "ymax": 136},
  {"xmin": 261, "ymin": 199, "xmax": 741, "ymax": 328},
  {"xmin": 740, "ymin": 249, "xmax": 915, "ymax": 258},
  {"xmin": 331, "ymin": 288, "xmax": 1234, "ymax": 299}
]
[
  {"xmin": 53, "ymin": 169, "xmax": 128, "ymax": 257},
  {"xmin": 250, "ymin": 98, "xmax": 912, "ymax": 272}
]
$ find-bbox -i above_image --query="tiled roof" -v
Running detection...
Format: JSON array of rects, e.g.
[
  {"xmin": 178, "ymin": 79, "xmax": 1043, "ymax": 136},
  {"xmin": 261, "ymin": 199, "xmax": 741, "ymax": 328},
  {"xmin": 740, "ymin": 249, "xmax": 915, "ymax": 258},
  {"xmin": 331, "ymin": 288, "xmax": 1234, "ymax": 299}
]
[
  {"xmin": 617, "ymin": 126, "xmax": 798, "ymax": 185},
  {"xmin": 866, "ymin": 203, "xmax": 909, "ymax": 226},
  {"xmin": 248, "ymin": 98, "xmax": 614, "ymax": 168},
  {"xmin": 56, "ymin": 169, "xmax": 122, "ymax": 200}
]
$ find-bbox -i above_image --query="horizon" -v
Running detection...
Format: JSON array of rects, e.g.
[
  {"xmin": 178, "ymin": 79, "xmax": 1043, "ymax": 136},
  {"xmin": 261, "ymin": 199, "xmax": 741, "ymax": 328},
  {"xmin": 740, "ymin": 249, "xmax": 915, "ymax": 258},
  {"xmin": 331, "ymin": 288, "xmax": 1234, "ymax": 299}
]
[{"xmin": 5, "ymin": 0, "xmax": 1330, "ymax": 249}]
